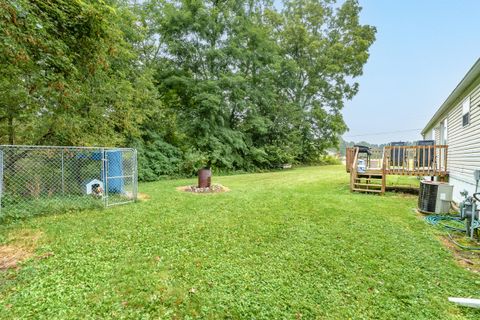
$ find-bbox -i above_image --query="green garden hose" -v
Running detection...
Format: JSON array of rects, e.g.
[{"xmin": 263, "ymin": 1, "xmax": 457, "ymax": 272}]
[
  {"xmin": 446, "ymin": 233, "xmax": 480, "ymax": 251},
  {"xmin": 424, "ymin": 214, "xmax": 464, "ymax": 231},
  {"xmin": 424, "ymin": 214, "xmax": 480, "ymax": 250}
]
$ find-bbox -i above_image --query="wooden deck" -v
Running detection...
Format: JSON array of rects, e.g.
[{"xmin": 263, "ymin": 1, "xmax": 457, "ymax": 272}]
[{"xmin": 346, "ymin": 145, "xmax": 448, "ymax": 194}]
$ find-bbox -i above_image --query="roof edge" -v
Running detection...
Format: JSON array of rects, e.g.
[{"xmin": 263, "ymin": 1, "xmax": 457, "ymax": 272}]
[{"xmin": 422, "ymin": 58, "xmax": 480, "ymax": 135}]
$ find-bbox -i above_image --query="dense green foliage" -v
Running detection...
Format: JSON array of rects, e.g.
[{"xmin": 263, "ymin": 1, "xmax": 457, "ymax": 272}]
[
  {"xmin": 1, "ymin": 0, "xmax": 375, "ymax": 180},
  {"xmin": 1, "ymin": 166, "xmax": 479, "ymax": 318}
]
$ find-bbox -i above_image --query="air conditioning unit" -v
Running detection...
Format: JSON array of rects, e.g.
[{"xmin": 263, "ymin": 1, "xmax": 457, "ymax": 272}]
[{"xmin": 418, "ymin": 181, "xmax": 453, "ymax": 214}]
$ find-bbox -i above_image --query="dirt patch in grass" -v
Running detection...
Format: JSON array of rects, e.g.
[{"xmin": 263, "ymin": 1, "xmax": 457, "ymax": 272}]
[
  {"xmin": 414, "ymin": 209, "xmax": 480, "ymax": 273},
  {"xmin": 176, "ymin": 184, "xmax": 230, "ymax": 194},
  {"xmin": 439, "ymin": 235, "xmax": 480, "ymax": 273},
  {"xmin": 137, "ymin": 192, "xmax": 151, "ymax": 201},
  {"xmin": 0, "ymin": 229, "xmax": 44, "ymax": 271},
  {"xmin": 0, "ymin": 245, "xmax": 31, "ymax": 270},
  {"xmin": 386, "ymin": 186, "xmax": 419, "ymax": 195}
]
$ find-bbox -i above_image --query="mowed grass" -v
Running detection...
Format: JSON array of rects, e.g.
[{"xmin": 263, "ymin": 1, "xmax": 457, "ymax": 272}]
[
  {"xmin": 386, "ymin": 174, "xmax": 420, "ymax": 187},
  {"xmin": 1, "ymin": 165, "xmax": 480, "ymax": 319}
]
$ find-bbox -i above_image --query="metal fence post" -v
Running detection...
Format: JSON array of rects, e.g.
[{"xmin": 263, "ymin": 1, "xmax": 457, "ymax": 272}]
[
  {"xmin": 133, "ymin": 149, "xmax": 138, "ymax": 201},
  {"xmin": 61, "ymin": 148, "xmax": 65, "ymax": 195},
  {"xmin": 101, "ymin": 148, "xmax": 108, "ymax": 208}
]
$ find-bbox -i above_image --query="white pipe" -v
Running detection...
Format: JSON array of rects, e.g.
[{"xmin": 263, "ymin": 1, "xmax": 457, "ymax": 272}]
[{"xmin": 448, "ymin": 297, "xmax": 480, "ymax": 308}]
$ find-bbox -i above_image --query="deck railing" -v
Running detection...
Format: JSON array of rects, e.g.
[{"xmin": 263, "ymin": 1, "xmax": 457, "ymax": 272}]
[
  {"xmin": 346, "ymin": 148, "xmax": 383, "ymax": 172},
  {"xmin": 383, "ymin": 145, "xmax": 448, "ymax": 176},
  {"xmin": 346, "ymin": 147, "xmax": 380, "ymax": 172},
  {"xmin": 345, "ymin": 145, "xmax": 448, "ymax": 177}
]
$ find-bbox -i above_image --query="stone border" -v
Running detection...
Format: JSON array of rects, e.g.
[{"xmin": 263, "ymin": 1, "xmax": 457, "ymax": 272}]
[{"xmin": 176, "ymin": 184, "xmax": 230, "ymax": 194}]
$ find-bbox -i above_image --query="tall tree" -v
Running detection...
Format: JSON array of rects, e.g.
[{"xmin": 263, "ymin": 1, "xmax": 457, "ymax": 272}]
[
  {"xmin": 142, "ymin": 0, "xmax": 375, "ymax": 174},
  {"xmin": 1, "ymin": 0, "xmax": 376, "ymax": 179},
  {"xmin": 154, "ymin": 0, "xmax": 251, "ymax": 170},
  {"xmin": 0, "ymin": 0, "xmax": 158, "ymax": 146},
  {"xmin": 274, "ymin": 0, "xmax": 376, "ymax": 162}
]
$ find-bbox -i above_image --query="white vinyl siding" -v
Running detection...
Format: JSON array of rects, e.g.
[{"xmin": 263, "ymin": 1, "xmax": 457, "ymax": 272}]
[
  {"xmin": 447, "ymin": 82, "xmax": 480, "ymax": 186},
  {"xmin": 423, "ymin": 129, "xmax": 434, "ymax": 140},
  {"xmin": 434, "ymin": 126, "xmax": 441, "ymax": 145}
]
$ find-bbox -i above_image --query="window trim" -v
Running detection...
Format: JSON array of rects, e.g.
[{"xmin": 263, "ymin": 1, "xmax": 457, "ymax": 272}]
[
  {"xmin": 440, "ymin": 118, "xmax": 447, "ymax": 144},
  {"xmin": 462, "ymin": 96, "xmax": 471, "ymax": 127}
]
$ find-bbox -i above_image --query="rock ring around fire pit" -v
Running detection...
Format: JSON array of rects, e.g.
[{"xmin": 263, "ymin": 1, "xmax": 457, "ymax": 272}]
[{"xmin": 176, "ymin": 184, "xmax": 230, "ymax": 194}]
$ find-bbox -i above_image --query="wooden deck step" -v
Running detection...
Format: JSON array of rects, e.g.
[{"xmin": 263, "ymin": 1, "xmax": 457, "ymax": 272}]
[
  {"xmin": 355, "ymin": 181, "xmax": 382, "ymax": 184},
  {"xmin": 352, "ymin": 188, "xmax": 382, "ymax": 193},
  {"xmin": 356, "ymin": 175, "xmax": 382, "ymax": 178},
  {"xmin": 354, "ymin": 183, "xmax": 382, "ymax": 187},
  {"xmin": 352, "ymin": 170, "xmax": 385, "ymax": 194},
  {"xmin": 355, "ymin": 178, "xmax": 382, "ymax": 182},
  {"xmin": 357, "ymin": 174, "xmax": 383, "ymax": 178},
  {"xmin": 363, "ymin": 170, "xmax": 382, "ymax": 174}
]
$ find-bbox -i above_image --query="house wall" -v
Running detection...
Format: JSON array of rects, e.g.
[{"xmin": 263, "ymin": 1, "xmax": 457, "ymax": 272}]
[
  {"xmin": 434, "ymin": 127, "xmax": 440, "ymax": 144},
  {"xmin": 423, "ymin": 129, "xmax": 434, "ymax": 141},
  {"xmin": 445, "ymin": 81, "xmax": 480, "ymax": 202}
]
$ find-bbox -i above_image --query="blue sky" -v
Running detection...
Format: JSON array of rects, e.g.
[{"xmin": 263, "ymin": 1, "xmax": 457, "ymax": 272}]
[
  {"xmin": 342, "ymin": 0, "xmax": 480, "ymax": 144},
  {"xmin": 276, "ymin": 0, "xmax": 480, "ymax": 144}
]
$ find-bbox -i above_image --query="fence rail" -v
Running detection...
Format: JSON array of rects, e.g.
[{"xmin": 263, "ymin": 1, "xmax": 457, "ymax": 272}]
[{"xmin": 0, "ymin": 145, "xmax": 137, "ymax": 221}]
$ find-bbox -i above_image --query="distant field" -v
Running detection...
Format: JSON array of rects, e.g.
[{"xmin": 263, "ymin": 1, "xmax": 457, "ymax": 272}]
[{"xmin": 0, "ymin": 166, "xmax": 479, "ymax": 319}]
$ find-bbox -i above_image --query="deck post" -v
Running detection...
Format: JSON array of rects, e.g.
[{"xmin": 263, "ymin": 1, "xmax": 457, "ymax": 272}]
[
  {"xmin": 350, "ymin": 147, "xmax": 359, "ymax": 192},
  {"xmin": 381, "ymin": 148, "xmax": 386, "ymax": 194},
  {"xmin": 444, "ymin": 146, "xmax": 448, "ymax": 175}
]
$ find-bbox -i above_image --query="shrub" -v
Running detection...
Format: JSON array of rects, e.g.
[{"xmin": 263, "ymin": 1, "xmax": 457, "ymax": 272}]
[{"xmin": 318, "ymin": 154, "xmax": 341, "ymax": 165}]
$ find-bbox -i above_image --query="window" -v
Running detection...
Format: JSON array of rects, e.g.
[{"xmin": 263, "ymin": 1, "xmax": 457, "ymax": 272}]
[{"xmin": 462, "ymin": 96, "xmax": 470, "ymax": 127}]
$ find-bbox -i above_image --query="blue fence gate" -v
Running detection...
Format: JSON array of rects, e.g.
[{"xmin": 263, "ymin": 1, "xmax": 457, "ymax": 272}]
[{"xmin": 104, "ymin": 149, "xmax": 137, "ymax": 207}]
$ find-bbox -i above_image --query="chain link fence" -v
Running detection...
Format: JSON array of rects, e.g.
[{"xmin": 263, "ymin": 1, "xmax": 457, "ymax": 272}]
[{"xmin": 0, "ymin": 145, "xmax": 137, "ymax": 222}]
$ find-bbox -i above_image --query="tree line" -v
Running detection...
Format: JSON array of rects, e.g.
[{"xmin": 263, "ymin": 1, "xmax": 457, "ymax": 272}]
[
  {"xmin": 0, "ymin": 0, "xmax": 375, "ymax": 180},
  {"xmin": 339, "ymin": 139, "xmax": 386, "ymax": 156}
]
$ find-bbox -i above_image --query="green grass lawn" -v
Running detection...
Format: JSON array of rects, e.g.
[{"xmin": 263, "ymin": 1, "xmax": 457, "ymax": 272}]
[
  {"xmin": 386, "ymin": 174, "xmax": 420, "ymax": 187},
  {"xmin": 1, "ymin": 165, "xmax": 479, "ymax": 319}
]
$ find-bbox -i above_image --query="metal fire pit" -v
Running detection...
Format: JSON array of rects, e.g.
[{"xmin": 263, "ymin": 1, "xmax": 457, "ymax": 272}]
[{"xmin": 198, "ymin": 168, "xmax": 211, "ymax": 188}]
